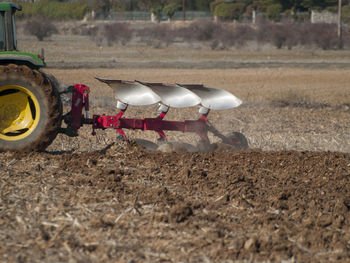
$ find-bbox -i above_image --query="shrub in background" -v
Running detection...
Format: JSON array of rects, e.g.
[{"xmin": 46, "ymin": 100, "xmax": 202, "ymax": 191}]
[
  {"xmin": 214, "ymin": 2, "xmax": 245, "ymax": 21},
  {"xmin": 163, "ymin": 3, "xmax": 181, "ymax": 21},
  {"xmin": 308, "ymin": 23, "xmax": 339, "ymax": 50},
  {"xmin": 195, "ymin": 0, "xmax": 212, "ymax": 11},
  {"xmin": 104, "ymin": 23, "xmax": 133, "ymax": 46},
  {"xmin": 257, "ymin": 19, "xmax": 289, "ymax": 49},
  {"xmin": 138, "ymin": 24, "xmax": 175, "ymax": 47},
  {"xmin": 214, "ymin": 24, "xmax": 254, "ymax": 49},
  {"xmin": 266, "ymin": 4, "xmax": 282, "ymax": 21},
  {"xmin": 177, "ymin": 20, "xmax": 222, "ymax": 42},
  {"xmin": 24, "ymin": 18, "xmax": 58, "ymax": 41},
  {"xmin": 283, "ymin": 22, "xmax": 302, "ymax": 49},
  {"xmin": 258, "ymin": 22, "xmax": 288, "ymax": 49},
  {"xmin": 150, "ymin": 5, "xmax": 163, "ymax": 22},
  {"xmin": 89, "ymin": 22, "xmax": 133, "ymax": 46},
  {"xmin": 231, "ymin": 24, "xmax": 255, "ymax": 47}
]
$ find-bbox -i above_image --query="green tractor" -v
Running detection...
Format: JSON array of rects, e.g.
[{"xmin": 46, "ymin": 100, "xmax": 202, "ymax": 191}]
[{"xmin": 0, "ymin": 2, "xmax": 61, "ymax": 152}]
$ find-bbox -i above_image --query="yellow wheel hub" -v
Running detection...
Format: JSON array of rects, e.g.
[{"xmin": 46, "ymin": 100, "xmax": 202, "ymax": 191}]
[{"xmin": 0, "ymin": 85, "xmax": 40, "ymax": 141}]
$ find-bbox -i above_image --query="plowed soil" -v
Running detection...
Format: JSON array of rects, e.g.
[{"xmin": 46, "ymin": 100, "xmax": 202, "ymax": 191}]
[
  {"xmin": 1, "ymin": 144, "xmax": 350, "ymax": 262},
  {"xmin": 1, "ymin": 31, "xmax": 350, "ymax": 262}
]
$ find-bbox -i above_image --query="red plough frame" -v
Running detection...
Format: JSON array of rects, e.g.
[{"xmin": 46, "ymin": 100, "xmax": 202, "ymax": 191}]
[{"xmin": 63, "ymin": 84, "xmax": 241, "ymax": 146}]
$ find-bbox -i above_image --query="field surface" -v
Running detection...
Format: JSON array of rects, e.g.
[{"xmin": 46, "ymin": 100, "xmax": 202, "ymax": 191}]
[{"xmin": 1, "ymin": 29, "xmax": 350, "ymax": 262}]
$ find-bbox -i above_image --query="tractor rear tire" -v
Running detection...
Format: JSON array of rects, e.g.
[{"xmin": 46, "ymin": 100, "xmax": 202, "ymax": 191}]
[{"xmin": 0, "ymin": 64, "xmax": 62, "ymax": 152}]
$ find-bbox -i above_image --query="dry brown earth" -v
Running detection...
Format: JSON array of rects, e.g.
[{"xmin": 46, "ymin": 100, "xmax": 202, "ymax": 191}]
[
  {"xmin": 1, "ymin": 145, "xmax": 350, "ymax": 262},
  {"xmin": 1, "ymin": 30, "xmax": 350, "ymax": 262}
]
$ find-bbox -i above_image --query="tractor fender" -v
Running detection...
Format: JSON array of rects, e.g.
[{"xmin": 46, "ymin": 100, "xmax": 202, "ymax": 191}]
[{"xmin": 0, "ymin": 52, "xmax": 45, "ymax": 69}]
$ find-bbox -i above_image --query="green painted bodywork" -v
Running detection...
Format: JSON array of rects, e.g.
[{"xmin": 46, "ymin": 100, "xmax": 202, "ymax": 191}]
[
  {"xmin": 0, "ymin": 2, "xmax": 21, "ymax": 12},
  {"xmin": 0, "ymin": 2, "xmax": 42, "ymax": 69},
  {"xmin": 0, "ymin": 51, "xmax": 45, "ymax": 68}
]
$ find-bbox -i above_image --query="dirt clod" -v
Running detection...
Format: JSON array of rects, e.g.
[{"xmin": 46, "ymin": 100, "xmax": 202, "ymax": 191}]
[{"xmin": 169, "ymin": 204, "xmax": 193, "ymax": 223}]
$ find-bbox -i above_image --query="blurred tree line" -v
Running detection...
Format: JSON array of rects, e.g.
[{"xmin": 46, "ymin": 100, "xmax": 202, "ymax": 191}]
[
  {"xmin": 13, "ymin": 0, "xmax": 350, "ymax": 22},
  {"xmin": 212, "ymin": 0, "xmax": 350, "ymax": 21},
  {"xmin": 14, "ymin": 0, "xmax": 88, "ymax": 19}
]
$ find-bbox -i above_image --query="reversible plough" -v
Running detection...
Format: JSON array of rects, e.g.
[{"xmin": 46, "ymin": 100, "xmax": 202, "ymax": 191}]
[{"xmin": 60, "ymin": 78, "xmax": 248, "ymax": 150}]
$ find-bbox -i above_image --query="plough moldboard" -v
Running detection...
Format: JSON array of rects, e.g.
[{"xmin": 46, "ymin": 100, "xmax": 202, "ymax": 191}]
[{"xmin": 61, "ymin": 78, "xmax": 248, "ymax": 150}]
